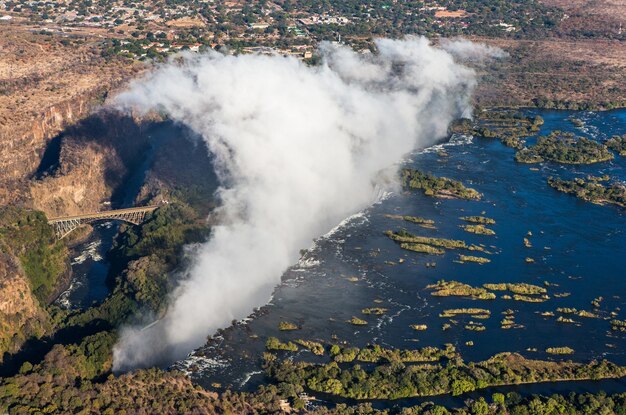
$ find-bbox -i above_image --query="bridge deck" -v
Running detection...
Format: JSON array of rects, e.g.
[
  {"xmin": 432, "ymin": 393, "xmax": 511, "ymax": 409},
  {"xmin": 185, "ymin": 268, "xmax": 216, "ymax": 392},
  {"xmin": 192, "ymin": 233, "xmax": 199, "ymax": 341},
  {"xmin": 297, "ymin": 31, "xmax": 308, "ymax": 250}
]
[{"xmin": 48, "ymin": 205, "xmax": 159, "ymax": 223}]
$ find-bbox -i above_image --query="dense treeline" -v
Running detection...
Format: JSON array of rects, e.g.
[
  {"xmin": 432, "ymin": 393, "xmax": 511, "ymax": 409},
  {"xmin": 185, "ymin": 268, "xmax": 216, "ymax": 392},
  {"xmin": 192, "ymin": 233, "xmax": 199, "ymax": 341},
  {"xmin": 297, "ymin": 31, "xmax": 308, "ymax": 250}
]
[
  {"xmin": 267, "ymin": 349, "xmax": 625, "ymax": 400},
  {"xmin": 312, "ymin": 391, "xmax": 626, "ymax": 414},
  {"xmin": 4, "ymin": 330, "xmax": 626, "ymax": 414}
]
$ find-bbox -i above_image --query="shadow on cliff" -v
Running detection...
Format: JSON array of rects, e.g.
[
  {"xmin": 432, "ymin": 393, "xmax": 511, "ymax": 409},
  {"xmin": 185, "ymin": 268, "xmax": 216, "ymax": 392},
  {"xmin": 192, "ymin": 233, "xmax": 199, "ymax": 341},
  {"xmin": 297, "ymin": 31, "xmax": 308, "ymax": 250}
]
[
  {"xmin": 0, "ymin": 319, "xmax": 111, "ymax": 378},
  {"xmin": 33, "ymin": 110, "xmax": 154, "ymax": 208},
  {"xmin": 33, "ymin": 109, "xmax": 218, "ymax": 212}
]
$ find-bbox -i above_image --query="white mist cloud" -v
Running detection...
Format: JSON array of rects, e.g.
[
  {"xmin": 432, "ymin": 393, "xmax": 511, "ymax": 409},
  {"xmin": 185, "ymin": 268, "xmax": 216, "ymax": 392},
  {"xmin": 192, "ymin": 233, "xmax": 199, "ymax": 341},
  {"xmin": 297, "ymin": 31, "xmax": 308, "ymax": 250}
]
[
  {"xmin": 440, "ymin": 38, "xmax": 509, "ymax": 63},
  {"xmin": 112, "ymin": 36, "xmax": 478, "ymax": 370}
]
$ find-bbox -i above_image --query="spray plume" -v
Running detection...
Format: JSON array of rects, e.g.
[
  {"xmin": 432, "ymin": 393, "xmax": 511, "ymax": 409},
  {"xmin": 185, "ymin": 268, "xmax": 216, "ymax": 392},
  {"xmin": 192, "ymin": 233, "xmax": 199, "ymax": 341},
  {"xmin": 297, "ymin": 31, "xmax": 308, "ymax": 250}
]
[{"xmin": 112, "ymin": 36, "xmax": 487, "ymax": 370}]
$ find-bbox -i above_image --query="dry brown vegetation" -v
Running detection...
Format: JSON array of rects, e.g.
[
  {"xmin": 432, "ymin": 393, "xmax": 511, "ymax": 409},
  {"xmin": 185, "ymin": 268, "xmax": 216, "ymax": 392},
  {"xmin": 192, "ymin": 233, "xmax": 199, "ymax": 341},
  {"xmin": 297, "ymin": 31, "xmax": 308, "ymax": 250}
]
[
  {"xmin": 474, "ymin": 37, "xmax": 626, "ymax": 109},
  {"xmin": 539, "ymin": 0, "xmax": 625, "ymax": 38},
  {"xmin": 0, "ymin": 26, "xmax": 143, "ymax": 205}
]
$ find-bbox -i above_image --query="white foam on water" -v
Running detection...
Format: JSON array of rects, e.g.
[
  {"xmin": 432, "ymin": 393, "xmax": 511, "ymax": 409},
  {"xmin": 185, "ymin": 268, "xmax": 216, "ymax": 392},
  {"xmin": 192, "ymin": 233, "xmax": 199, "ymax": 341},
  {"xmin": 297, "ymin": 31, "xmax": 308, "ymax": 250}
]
[{"xmin": 71, "ymin": 240, "xmax": 103, "ymax": 265}]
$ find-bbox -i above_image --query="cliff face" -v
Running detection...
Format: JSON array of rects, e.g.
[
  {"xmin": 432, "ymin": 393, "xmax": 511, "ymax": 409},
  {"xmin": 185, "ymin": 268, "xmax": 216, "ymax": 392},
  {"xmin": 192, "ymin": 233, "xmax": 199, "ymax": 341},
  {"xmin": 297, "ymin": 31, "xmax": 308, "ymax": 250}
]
[
  {"xmin": 1, "ymin": 94, "xmax": 90, "ymax": 176},
  {"xmin": 30, "ymin": 130, "xmax": 126, "ymax": 217},
  {"xmin": 0, "ymin": 250, "xmax": 50, "ymax": 361},
  {"xmin": 0, "ymin": 27, "xmax": 144, "ymax": 207},
  {"xmin": 0, "ymin": 89, "xmax": 119, "ymax": 207},
  {"xmin": 30, "ymin": 112, "xmax": 152, "ymax": 217}
]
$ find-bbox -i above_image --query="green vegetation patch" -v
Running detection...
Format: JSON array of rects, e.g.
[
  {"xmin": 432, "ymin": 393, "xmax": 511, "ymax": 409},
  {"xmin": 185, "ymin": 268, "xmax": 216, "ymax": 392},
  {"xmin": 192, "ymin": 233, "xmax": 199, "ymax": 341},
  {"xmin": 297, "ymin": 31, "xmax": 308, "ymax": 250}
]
[
  {"xmin": 385, "ymin": 214, "xmax": 435, "ymax": 225},
  {"xmin": 461, "ymin": 224, "xmax": 496, "ymax": 235},
  {"xmin": 458, "ymin": 255, "xmax": 491, "ymax": 264},
  {"xmin": 399, "ymin": 243, "xmax": 445, "ymax": 255},
  {"xmin": 401, "ymin": 168, "xmax": 481, "ymax": 200},
  {"xmin": 556, "ymin": 308, "xmax": 599, "ymax": 318},
  {"xmin": 455, "ymin": 112, "xmax": 544, "ymax": 150},
  {"xmin": 610, "ymin": 320, "xmax": 626, "ymax": 332},
  {"xmin": 546, "ymin": 347, "xmax": 575, "ymax": 355},
  {"xmin": 410, "ymin": 324, "xmax": 427, "ymax": 331},
  {"xmin": 278, "ymin": 321, "xmax": 299, "ymax": 331},
  {"xmin": 427, "ymin": 280, "xmax": 496, "ymax": 300},
  {"xmin": 348, "ymin": 317, "xmax": 368, "ymax": 326},
  {"xmin": 0, "ymin": 207, "xmax": 68, "ymax": 303},
  {"xmin": 295, "ymin": 340, "xmax": 324, "ymax": 355},
  {"xmin": 266, "ymin": 337, "xmax": 298, "ymax": 352},
  {"xmin": 607, "ymin": 135, "xmax": 626, "ymax": 156},
  {"xmin": 440, "ymin": 308, "xmax": 491, "ymax": 318},
  {"xmin": 548, "ymin": 177, "xmax": 626, "ymax": 208},
  {"xmin": 362, "ymin": 307, "xmax": 387, "ymax": 315},
  {"xmin": 483, "ymin": 283, "xmax": 546, "ymax": 295},
  {"xmin": 460, "ymin": 216, "xmax": 496, "ymax": 225},
  {"xmin": 515, "ymin": 131, "xmax": 614, "ymax": 165},
  {"xmin": 266, "ymin": 350, "xmax": 626, "ymax": 400},
  {"xmin": 386, "ymin": 229, "xmax": 468, "ymax": 249}
]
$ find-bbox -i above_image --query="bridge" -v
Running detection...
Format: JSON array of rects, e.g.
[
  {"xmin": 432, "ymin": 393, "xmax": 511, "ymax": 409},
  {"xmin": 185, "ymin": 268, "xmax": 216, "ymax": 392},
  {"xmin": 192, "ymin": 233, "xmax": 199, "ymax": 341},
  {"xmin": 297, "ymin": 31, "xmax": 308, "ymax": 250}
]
[{"xmin": 47, "ymin": 205, "xmax": 159, "ymax": 239}]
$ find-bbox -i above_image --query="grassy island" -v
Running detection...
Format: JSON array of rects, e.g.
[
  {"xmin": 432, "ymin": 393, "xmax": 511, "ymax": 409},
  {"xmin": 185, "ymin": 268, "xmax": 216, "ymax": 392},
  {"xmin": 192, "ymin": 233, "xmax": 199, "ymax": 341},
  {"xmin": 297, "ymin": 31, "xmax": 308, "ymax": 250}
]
[
  {"xmin": 401, "ymin": 168, "xmax": 481, "ymax": 200},
  {"xmin": 458, "ymin": 255, "xmax": 491, "ymax": 264},
  {"xmin": 349, "ymin": 317, "xmax": 368, "ymax": 326},
  {"xmin": 427, "ymin": 280, "xmax": 496, "ymax": 300},
  {"xmin": 278, "ymin": 321, "xmax": 299, "ymax": 331},
  {"xmin": 399, "ymin": 243, "xmax": 445, "ymax": 255},
  {"xmin": 569, "ymin": 118, "xmax": 584, "ymax": 128},
  {"xmin": 460, "ymin": 216, "xmax": 496, "ymax": 225},
  {"xmin": 440, "ymin": 308, "xmax": 491, "ymax": 318},
  {"xmin": 483, "ymin": 283, "xmax": 546, "ymax": 295},
  {"xmin": 515, "ymin": 131, "xmax": 614, "ymax": 164},
  {"xmin": 453, "ymin": 111, "xmax": 543, "ymax": 149},
  {"xmin": 385, "ymin": 214, "xmax": 435, "ymax": 226},
  {"xmin": 362, "ymin": 308, "xmax": 387, "ymax": 315},
  {"xmin": 386, "ymin": 229, "xmax": 486, "ymax": 257},
  {"xmin": 465, "ymin": 322, "xmax": 486, "ymax": 331},
  {"xmin": 556, "ymin": 308, "xmax": 599, "ymax": 318},
  {"xmin": 513, "ymin": 294, "xmax": 549, "ymax": 303},
  {"xmin": 410, "ymin": 324, "xmax": 428, "ymax": 331},
  {"xmin": 386, "ymin": 230, "xmax": 468, "ymax": 249},
  {"xmin": 295, "ymin": 340, "xmax": 325, "ymax": 355},
  {"xmin": 501, "ymin": 311, "xmax": 524, "ymax": 329},
  {"xmin": 461, "ymin": 224, "xmax": 496, "ymax": 235},
  {"xmin": 548, "ymin": 177, "xmax": 626, "ymax": 208},
  {"xmin": 610, "ymin": 320, "xmax": 626, "ymax": 332},
  {"xmin": 266, "ymin": 337, "xmax": 298, "ymax": 352},
  {"xmin": 546, "ymin": 347, "xmax": 575, "ymax": 355}
]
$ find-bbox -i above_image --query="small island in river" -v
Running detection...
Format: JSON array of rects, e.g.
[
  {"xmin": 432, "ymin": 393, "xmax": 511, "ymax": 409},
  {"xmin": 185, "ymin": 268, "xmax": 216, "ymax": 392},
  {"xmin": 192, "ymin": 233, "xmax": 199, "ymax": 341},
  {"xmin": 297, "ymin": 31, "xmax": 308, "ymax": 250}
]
[
  {"xmin": 515, "ymin": 131, "xmax": 614, "ymax": 165},
  {"xmin": 548, "ymin": 177, "xmax": 626, "ymax": 208}
]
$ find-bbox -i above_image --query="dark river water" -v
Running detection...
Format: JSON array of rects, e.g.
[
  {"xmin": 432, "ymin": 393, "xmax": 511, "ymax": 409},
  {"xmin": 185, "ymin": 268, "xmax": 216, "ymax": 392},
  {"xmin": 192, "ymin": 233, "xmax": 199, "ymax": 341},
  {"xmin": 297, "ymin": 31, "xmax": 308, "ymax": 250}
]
[
  {"xmin": 170, "ymin": 109, "xmax": 626, "ymax": 406},
  {"xmin": 66, "ymin": 109, "xmax": 626, "ymax": 407}
]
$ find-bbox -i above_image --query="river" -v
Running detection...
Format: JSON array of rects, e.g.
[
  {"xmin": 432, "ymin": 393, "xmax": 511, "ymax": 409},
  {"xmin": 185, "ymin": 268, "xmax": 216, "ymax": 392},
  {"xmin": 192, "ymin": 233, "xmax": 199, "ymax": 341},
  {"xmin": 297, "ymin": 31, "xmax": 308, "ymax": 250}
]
[
  {"xmin": 176, "ymin": 108, "xmax": 626, "ymax": 405},
  {"xmin": 67, "ymin": 109, "xmax": 626, "ymax": 406}
]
